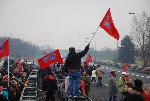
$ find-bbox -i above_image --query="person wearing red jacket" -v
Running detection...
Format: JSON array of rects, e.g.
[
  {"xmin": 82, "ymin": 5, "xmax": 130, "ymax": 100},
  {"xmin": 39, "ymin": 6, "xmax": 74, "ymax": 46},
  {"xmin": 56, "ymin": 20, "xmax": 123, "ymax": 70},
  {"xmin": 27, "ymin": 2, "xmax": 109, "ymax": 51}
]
[{"xmin": 143, "ymin": 84, "xmax": 150, "ymax": 101}]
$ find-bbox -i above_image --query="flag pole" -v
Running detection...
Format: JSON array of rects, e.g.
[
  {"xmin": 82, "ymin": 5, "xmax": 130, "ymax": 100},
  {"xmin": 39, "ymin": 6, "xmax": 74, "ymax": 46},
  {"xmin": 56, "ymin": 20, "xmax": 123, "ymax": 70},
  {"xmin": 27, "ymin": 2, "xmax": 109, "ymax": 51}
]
[
  {"xmin": 89, "ymin": 26, "xmax": 99, "ymax": 44},
  {"xmin": 116, "ymin": 40, "xmax": 119, "ymax": 61},
  {"xmin": 7, "ymin": 55, "xmax": 10, "ymax": 87}
]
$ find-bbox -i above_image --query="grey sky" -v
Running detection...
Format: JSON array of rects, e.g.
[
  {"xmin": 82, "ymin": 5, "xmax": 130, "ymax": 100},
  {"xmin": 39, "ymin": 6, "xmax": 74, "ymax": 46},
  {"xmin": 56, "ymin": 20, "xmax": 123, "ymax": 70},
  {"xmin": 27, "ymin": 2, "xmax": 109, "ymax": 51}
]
[{"xmin": 0, "ymin": 0, "xmax": 150, "ymax": 50}]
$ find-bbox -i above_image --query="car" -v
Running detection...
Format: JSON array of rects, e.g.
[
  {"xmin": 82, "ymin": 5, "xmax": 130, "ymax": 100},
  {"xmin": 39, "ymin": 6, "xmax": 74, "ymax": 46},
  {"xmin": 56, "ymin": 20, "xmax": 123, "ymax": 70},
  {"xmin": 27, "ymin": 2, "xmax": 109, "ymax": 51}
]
[{"xmin": 143, "ymin": 67, "xmax": 150, "ymax": 71}]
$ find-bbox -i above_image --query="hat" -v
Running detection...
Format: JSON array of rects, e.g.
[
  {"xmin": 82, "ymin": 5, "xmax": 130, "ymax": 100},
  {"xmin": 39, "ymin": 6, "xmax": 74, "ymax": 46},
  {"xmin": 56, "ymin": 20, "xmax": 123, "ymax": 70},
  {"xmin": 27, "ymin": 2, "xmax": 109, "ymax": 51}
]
[
  {"xmin": 3, "ymin": 75, "xmax": 9, "ymax": 82},
  {"xmin": 2, "ymin": 89, "xmax": 8, "ymax": 97}
]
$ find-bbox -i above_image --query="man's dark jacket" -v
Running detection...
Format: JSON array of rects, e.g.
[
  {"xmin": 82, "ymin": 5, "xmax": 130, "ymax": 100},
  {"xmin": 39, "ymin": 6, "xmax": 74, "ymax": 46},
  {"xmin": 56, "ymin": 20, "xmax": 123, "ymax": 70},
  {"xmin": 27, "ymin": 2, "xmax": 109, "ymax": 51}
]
[
  {"xmin": 43, "ymin": 75, "xmax": 58, "ymax": 92},
  {"xmin": 64, "ymin": 44, "xmax": 89, "ymax": 71}
]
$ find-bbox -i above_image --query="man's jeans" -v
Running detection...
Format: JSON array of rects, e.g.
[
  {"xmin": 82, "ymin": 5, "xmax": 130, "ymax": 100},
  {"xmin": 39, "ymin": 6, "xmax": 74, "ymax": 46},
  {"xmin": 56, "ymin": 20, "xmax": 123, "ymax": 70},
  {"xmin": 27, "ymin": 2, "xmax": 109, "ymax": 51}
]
[
  {"xmin": 109, "ymin": 96, "xmax": 117, "ymax": 101},
  {"xmin": 97, "ymin": 77, "xmax": 102, "ymax": 87},
  {"xmin": 68, "ymin": 70, "xmax": 81, "ymax": 96}
]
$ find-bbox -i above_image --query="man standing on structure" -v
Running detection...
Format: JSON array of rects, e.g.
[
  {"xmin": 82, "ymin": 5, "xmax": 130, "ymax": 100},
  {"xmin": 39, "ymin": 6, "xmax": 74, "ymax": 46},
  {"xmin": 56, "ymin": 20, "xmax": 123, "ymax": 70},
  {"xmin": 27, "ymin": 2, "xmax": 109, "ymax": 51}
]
[{"xmin": 64, "ymin": 43, "xmax": 90, "ymax": 97}]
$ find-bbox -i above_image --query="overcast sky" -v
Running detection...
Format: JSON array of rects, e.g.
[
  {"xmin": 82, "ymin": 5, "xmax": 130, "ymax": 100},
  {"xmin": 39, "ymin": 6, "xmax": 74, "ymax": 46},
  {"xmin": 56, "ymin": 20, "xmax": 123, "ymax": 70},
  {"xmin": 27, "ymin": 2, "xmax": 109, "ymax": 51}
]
[{"xmin": 0, "ymin": 0, "xmax": 150, "ymax": 50}]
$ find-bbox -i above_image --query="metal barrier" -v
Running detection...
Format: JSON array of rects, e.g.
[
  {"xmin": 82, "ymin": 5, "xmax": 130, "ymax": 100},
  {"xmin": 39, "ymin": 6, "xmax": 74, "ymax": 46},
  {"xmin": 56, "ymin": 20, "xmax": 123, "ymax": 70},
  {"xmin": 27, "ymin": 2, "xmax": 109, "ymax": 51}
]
[
  {"xmin": 20, "ymin": 67, "xmax": 38, "ymax": 101},
  {"xmin": 56, "ymin": 74, "xmax": 93, "ymax": 101}
]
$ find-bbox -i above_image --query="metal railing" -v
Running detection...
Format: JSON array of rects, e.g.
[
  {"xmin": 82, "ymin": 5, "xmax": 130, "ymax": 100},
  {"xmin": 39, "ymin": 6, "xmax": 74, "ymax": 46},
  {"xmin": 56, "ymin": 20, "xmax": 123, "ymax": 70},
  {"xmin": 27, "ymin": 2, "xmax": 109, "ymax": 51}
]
[{"xmin": 20, "ymin": 67, "xmax": 38, "ymax": 101}]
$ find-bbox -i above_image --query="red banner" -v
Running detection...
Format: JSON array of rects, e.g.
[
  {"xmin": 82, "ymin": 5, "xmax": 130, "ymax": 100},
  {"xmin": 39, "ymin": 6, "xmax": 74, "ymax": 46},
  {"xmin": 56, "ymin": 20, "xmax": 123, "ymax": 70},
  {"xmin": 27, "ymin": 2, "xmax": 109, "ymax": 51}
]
[{"xmin": 37, "ymin": 49, "xmax": 63, "ymax": 69}]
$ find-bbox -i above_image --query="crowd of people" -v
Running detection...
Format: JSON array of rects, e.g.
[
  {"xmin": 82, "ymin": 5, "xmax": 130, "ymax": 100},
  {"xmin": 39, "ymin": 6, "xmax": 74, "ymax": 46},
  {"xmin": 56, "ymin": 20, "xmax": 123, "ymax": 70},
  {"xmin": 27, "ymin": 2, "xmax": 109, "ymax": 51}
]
[
  {"xmin": 1, "ymin": 45, "xmax": 149, "ymax": 101},
  {"xmin": 0, "ymin": 59, "xmax": 34, "ymax": 101},
  {"xmin": 107, "ymin": 70, "xmax": 150, "ymax": 101},
  {"xmin": 38, "ymin": 43, "xmax": 150, "ymax": 101}
]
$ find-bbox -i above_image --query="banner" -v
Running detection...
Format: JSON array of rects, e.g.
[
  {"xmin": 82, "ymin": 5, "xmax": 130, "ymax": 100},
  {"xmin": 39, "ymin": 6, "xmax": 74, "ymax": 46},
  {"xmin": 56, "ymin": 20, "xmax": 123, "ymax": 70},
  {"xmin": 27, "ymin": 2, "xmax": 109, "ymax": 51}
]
[{"xmin": 38, "ymin": 49, "xmax": 63, "ymax": 69}]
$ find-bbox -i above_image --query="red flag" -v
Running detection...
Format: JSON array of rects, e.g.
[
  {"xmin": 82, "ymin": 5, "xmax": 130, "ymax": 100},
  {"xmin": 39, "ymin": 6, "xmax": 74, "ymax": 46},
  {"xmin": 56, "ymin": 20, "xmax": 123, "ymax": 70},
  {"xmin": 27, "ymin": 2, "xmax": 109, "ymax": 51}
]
[
  {"xmin": 0, "ymin": 39, "xmax": 9, "ymax": 58},
  {"xmin": 37, "ymin": 49, "xmax": 63, "ymax": 69},
  {"xmin": 85, "ymin": 52, "xmax": 92, "ymax": 64},
  {"xmin": 100, "ymin": 8, "xmax": 120, "ymax": 40},
  {"xmin": 3, "ymin": 39, "xmax": 9, "ymax": 56},
  {"xmin": 122, "ymin": 63, "xmax": 129, "ymax": 72}
]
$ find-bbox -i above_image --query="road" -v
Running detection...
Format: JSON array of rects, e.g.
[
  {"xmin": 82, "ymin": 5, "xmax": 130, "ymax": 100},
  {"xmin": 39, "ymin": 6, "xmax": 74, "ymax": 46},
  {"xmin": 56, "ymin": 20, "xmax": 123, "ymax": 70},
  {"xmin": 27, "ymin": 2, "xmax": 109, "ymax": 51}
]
[{"xmin": 88, "ymin": 66, "xmax": 150, "ymax": 101}]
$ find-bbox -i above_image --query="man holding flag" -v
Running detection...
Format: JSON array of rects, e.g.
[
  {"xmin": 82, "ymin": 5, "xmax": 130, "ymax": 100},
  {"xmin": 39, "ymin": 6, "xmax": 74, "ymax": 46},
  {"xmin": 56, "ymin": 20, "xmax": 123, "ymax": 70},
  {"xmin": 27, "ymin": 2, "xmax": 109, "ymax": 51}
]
[{"xmin": 64, "ymin": 43, "xmax": 90, "ymax": 97}]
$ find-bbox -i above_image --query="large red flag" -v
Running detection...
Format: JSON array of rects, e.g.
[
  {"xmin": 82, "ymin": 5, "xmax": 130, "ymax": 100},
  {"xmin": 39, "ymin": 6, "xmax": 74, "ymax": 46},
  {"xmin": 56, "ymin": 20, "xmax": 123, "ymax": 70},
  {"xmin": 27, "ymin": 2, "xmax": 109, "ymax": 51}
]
[
  {"xmin": 100, "ymin": 8, "xmax": 120, "ymax": 40},
  {"xmin": 85, "ymin": 52, "xmax": 92, "ymax": 64},
  {"xmin": 37, "ymin": 49, "xmax": 63, "ymax": 69},
  {"xmin": 0, "ymin": 39, "xmax": 9, "ymax": 58}
]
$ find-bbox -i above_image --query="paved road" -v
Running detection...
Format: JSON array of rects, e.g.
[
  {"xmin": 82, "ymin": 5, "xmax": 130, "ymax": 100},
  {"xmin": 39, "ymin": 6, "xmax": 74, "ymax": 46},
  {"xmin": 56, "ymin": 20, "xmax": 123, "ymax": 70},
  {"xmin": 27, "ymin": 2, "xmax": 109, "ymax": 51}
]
[
  {"xmin": 102, "ymin": 66, "xmax": 150, "ymax": 84},
  {"xmin": 88, "ymin": 66, "xmax": 150, "ymax": 101}
]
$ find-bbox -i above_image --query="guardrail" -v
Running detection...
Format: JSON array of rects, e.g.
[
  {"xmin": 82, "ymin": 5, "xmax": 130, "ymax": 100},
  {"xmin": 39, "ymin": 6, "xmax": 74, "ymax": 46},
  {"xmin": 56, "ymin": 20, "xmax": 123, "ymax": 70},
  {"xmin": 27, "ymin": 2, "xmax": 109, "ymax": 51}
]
[{"xmin": 56, "ymin": 74, "xmax": 93, "ymax": 101}]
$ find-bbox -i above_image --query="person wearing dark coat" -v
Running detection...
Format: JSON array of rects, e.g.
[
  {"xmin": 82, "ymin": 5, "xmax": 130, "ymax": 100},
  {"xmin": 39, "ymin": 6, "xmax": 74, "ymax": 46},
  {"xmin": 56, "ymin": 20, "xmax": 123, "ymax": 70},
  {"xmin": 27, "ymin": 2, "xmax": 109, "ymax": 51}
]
[
  {"xmin": 43, "ymin": 74, "xmax": 58, "ymax": 101},
  {"xmin": 64, "ymin": 44, "xmax": 90, "ymax": 97},
  {"xmin": 108, "ymin": 71, "xmax": 118, "ymax": 101}
]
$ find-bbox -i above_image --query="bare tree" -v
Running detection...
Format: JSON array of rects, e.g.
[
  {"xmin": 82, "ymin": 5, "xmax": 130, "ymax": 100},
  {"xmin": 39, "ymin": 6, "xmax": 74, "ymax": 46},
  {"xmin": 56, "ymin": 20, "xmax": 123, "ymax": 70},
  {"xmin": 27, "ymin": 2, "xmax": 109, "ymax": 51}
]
[{"xmin": 130, "ymin": 11, "xmax": 150, "ymax": 67}]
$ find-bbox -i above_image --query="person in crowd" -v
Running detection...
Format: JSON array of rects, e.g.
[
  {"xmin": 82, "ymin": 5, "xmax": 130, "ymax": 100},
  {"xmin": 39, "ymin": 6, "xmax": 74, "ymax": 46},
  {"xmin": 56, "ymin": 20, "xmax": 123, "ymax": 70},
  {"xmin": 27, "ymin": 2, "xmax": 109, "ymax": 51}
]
[
  {"xmin": 22, "ymin": 77, "xmax": 29, "ymax": 87},
  {"xmin": 1, "ymin": 88, "xmax": 9, "ymax": 100},
  {"xmin": 91, "ymin": 69, "xmax": 96, "ymax": 83},
  {"xmin": 96, "ymin": 65, "xmax": 104, "ymax": 87},
  {"xmin": 43, "ymin": 73, "xmax": 58, "ymax": 101},
  {"xmin": 82, "ymin": 62, "xmax": 89, "ymax": 74},
  {"xmin": 133, "ymin": 79, "xmax": 143, "ymax": 94},
  {"xmin": 142, "ymin": 84, "xmax": 150, "ymax": 101},
  {"xmin": 124, "ymin": 75, "xmax": 129, "ymax": 82},
  {"xmin": 87, "ymin": 65, "xmax": 94, "ymax": 77},
  {"xmin": 123, "ymin": 82, "xmax": 145, "ymax": 101},
  {"xmin": 117, "ymin": 72, "xmax": 126, "ymax": 100},
  {"xmin": 0, "ymin": 87, "xmax": 8, "ymax": 101},
  {"xmin": 124, "ymin": 82, "xmax": 134, "ymax": 97},
  {"xmin": 108, "ymin": 71, "xmax": 118, "ymax": 101},
  {"xmin": 82, "ymin": 71, "xmax": 91, "ymax": 96},
  {"xmin": 64, "ymin": 44, "xmax": 90, "ymax": 97},
  {"xmin": 65, "ymin": 76, "xmax": 69, "ymax": 93}
]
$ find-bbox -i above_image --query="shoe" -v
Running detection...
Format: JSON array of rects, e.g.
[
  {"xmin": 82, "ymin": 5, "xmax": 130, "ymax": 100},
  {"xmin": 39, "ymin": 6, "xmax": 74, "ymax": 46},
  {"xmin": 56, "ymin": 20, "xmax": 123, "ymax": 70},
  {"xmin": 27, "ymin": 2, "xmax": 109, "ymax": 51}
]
[
  {"xmin": 69, "ymin": 95, "xmax": 72, "ymax": 98},
  {"xmin": 72, "ymin": 96, "xmax": 78, "ymax": 98}
]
